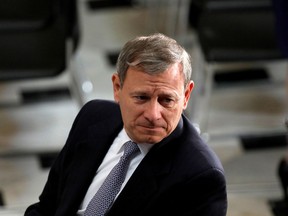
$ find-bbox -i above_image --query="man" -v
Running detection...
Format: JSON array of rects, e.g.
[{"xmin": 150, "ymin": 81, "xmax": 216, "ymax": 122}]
[{"xmin": 25, "ymin": 33, "xmax": 227, "ymax": 215}]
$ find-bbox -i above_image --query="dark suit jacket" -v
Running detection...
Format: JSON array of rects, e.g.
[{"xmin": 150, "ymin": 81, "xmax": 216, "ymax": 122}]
[{"xmin": 25, "ymin": 100, "xmax": 227, "ymax": 216}]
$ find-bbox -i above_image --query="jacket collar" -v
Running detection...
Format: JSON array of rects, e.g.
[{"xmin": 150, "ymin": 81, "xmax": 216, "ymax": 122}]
[
  {"xmin": 106, "ymin": 117, "xmax": 184, "ymax": 215},
  {"xmin": 59, "ymin": 114, "xmax": 184, "ymax": 215}
]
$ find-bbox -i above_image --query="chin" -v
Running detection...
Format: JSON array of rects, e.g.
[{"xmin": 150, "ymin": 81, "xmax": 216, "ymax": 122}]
[
  {"xmin": 130, "ymin": 127, "xmax": 167, "ymax": 144},
  {"xmin": 139, "ymin": 135, "xmax": 165, "ymax": 144}
]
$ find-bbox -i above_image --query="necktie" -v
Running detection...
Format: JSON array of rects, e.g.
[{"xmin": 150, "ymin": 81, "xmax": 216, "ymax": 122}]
[{"xmin": 84, "ymin": 141, "xmax": 140, "ymax": 216}]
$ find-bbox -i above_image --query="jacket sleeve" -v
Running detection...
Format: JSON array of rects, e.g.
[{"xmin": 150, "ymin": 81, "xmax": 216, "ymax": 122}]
[
  {"xmin": 145, "ymin": 167, "xmax": 227, "ymax": 216},
  {"xmin": 24, "ymin": 101, "xmax": 92, "ymax": 216},
  {"xmin": 24, "ymin": 135, "xmax": 79, "ymax": 215},
  {"xmin": 185, "ymin": 167, "xmax": 227, "ymax": 216}
]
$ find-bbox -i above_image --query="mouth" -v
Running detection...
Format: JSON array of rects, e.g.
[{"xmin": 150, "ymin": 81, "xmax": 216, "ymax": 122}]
[{"xmin": 138, "ymin": 124, "xmax": 165, "ymax": 132}]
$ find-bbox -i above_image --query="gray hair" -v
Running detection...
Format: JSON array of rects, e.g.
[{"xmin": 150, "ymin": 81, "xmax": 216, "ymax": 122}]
[{"xmin": 116, "ymin": 33, "xmax": 192, "ymax": 87}]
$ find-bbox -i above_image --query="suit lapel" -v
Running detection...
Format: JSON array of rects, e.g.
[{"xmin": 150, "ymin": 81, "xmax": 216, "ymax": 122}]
[
  {"xmin": 108, "ymin": 152, "xmax": 172, "ymax": 216},
  {"xmin": 58, "ymin": 108, "xmax": 184, "ymax": 215},
  {"xmin": 57, "ymin": 117, "xmax": 123, "ymax": 215},
  {"xmin": 107, "ymin": 118, "xmax": 184, "ymax": 215}
]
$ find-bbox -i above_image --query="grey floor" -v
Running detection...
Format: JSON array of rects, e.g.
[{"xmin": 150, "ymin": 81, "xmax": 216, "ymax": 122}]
[{"xmin": 1, "ymin": 1, "xmax": 288, "ymax": 215}]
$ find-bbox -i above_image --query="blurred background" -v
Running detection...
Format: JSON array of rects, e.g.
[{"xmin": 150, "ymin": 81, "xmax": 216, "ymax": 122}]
[{"xmin": 0, "ymin": 0, "xmax": 288, "ymax": 215}]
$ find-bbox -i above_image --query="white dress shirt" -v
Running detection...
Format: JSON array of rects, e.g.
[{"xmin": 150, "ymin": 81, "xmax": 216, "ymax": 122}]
[{"xmin": 77, "ymin": 128, "xmax": 152, "ymax": 215}]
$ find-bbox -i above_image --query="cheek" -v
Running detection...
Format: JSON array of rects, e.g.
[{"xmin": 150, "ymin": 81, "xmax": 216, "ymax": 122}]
[
  {"xmin": 164, "ymin": 111, "xmax": 172, "ymax": 120},
  {"xmin": 121, "ymin": 101, "xmax": 139, "ymax": 122},
  {"xmin": 166, "ymin": 109, "xmax": 182, "ymax": 126}
]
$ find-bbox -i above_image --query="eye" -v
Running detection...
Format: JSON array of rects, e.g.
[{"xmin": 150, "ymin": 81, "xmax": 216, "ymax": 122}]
[
  {"xmin": 134, "ymin": 95, "xmax": 149, "ymax": 102},
  {"xmin": 158, "ymin": 97, "xmax": 175, "ymax": 108}
]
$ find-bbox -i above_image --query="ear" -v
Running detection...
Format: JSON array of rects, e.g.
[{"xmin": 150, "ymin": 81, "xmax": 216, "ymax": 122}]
[
  {"xmin": 183, "ymin": 81, "xmax": 194, "ymax": 109},
  {"xmin": 112, "ymin": 73, "xmax": 121, "ymax": 103}
]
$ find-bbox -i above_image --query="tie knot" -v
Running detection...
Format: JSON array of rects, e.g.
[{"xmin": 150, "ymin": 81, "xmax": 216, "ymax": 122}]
[{"xmin": 123, "ymin": 141, "xmax": 140, "ymax": 159}]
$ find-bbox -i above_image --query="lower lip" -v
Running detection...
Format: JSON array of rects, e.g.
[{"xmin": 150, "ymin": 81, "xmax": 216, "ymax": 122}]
[{"xmin": 139, "ymin": 126, "xmax": 164, "ymax": 132}]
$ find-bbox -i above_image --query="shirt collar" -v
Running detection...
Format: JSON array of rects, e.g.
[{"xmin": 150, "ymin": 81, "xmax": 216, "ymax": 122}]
[{"xmin": 117, "ymin": 128, "xmax": 154, "ymax": 156}]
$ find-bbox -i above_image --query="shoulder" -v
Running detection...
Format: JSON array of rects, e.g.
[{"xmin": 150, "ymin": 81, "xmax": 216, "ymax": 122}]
[
  {"xmin": 81, "ymin": 99, "xmax": 120, "ymax": 113},
  {"xmin": 66, "ymin": 99, "xmax": 122, "ymax": 140},
  {"xmin": 76, "ymin": 99, "xmax": 121, "ymax": 122},
  {"xmin": 178, "ymin": 115, "xmax": 225, "ymax": 176}
]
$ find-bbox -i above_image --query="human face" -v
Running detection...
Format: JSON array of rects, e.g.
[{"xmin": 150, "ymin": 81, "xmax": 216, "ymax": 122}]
[{"xmin": 112, "ymin": 63, "xmax": 194, "ymax": 144}]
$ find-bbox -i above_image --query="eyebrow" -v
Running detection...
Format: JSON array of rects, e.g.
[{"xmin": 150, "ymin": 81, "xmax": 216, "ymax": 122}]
[{"xmin": 130, "ymin": 90, "xmax": 181, "ymax": 99}]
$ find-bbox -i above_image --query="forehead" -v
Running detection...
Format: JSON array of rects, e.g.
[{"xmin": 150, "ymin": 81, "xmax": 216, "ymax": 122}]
[
  {"xmin": 128, "ymin": 64, "xmax": 183, "ymax": 80},
  {"xmin": 123, "ymin": 65, "xmax": 185, "ymax": 94}
]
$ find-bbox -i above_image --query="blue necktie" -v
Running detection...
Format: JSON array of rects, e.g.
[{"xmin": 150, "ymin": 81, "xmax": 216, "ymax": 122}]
[{"xmin": 84, "ymin": 141, "xmax": 140, "ymax": 216}]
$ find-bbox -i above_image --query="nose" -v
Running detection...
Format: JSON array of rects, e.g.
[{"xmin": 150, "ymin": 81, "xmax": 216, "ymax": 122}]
[{"xmin": 143, "ymin": 100, "xmax": 162, "ymax": 122}]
